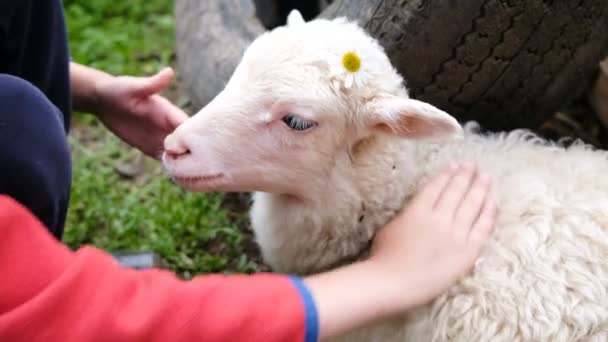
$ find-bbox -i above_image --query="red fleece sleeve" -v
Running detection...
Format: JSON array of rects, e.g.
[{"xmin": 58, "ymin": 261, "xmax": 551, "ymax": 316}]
[{"xmin": 0, "ymin": 195, "xmax": 313, "ymax": 342}]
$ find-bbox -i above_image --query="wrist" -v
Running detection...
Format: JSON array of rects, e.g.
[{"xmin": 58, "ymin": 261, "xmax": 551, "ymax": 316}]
[
  {"xmin": 70, "ymin": 62, "xmax": 114, "ymax": 114},
  {"xmin": 361, "ymin": 258, "xmax": 421, "ymax": 313},
  {"xmin": 302, "ymin": 259, "xmax": 410, "ymax": 340},
  {"xmin": 350, "ymin": 259, "xmax": 413, "ymax": 314}
]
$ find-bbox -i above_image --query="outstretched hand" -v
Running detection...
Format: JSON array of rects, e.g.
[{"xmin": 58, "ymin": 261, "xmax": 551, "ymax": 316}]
[
  {"xmin": 93, "ymin": 67, "xmax": 189, "ymax": 158},
  {"xmin": 369, "ymin": 163, "xmax": 498, "ymax": 307},
  {"xmin": 302, "ymin": 164, "xmax": 498, "ymax": 341}
]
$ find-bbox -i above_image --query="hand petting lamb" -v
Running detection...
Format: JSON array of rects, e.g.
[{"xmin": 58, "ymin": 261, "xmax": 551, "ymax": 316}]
[{"xmin": 162, "ymin": 10, "xmax": 608, "ymax": 342}]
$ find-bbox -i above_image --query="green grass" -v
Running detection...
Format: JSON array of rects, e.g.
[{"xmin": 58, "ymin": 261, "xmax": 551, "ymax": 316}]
[
  {"xmin": 64, "ymin": 0, "xmax": 175, "ymax": 75},
  {"xmin": 63, "ymin": 0, "xmax": 260, "ymax": 278}
]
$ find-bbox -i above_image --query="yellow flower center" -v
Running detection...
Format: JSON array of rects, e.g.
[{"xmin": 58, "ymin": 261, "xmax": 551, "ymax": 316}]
[{"xmin": 342, "ymin": 52, "xmax": 361, "ymax": 73}]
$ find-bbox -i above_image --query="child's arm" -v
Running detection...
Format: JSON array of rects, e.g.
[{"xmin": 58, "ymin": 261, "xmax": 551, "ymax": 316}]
[{"xmin": 0, "ymin": 195, "xmax": 314, "ymax": 342}]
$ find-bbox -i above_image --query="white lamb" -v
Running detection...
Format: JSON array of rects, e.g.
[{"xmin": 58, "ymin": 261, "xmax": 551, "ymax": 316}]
[{"xmin": 162, "ymin": 10, "xmax": 608, "ymax": 341}]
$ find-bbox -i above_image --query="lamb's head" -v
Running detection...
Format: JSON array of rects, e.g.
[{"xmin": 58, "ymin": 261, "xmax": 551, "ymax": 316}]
[{"xmin": 163, "ymin": 10, "xmax": 462, "ymax": 196}]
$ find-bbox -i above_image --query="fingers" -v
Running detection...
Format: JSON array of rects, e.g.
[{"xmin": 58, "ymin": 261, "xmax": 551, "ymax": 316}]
[
  {"xmin": 467, "ymin": 195, "xmax": 498, "ymax": 251},
  {"xmin": 452, "ymin": 172, "xmax": 492, "ymax": 242},
  {"xmin": 165, "ymin": 105, "xmax": 189, "ymax": 128},
  {"xmin": 412, "ymin": 164, "xmax": 459, "ymax": 207},
  {"xmin": 150, "ymin": 95, "xmax": 190, "ymax": 128},
  {"xmin": 131, "ymin": 67, "xmax": 175, "ymax": 97},
  {"xmin": 434, "ymin": 164, "xmax": 476, "ymax": 213}
]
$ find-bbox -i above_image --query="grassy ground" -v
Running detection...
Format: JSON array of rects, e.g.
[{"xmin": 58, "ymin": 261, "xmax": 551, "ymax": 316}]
[{"xmin": 63, "ymin": 0, "xmax": 263, "ymax": 279}]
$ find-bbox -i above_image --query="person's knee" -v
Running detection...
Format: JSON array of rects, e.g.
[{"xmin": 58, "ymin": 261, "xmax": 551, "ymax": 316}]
[
  {"xmin": 0, "ymin": 74, "xmax": 67, "ymax": 130},
  {"xmin": 0, "ymin": 74, "xmax": 72, "ymax": 239}
]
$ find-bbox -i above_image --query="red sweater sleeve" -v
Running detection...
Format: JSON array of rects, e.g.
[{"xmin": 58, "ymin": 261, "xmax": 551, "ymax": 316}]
[{"xmin": 0, "ymin": 195, "xmax": 318, "ymax": 342}]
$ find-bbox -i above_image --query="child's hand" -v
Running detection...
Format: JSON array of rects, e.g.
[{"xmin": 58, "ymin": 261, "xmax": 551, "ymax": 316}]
[
  {"xmin": 93, "ymin": 67, "xmax": 189, "ymax": 158},
  {"xmin": 369, "ymin": 163, "xmax": 497, "ymax": 308},
  {"xmin": 304, "ymin": 164, "xmax": 497, "ymax": 340}
]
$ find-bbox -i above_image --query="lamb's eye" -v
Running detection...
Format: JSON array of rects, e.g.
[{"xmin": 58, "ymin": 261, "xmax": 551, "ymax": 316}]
[{"xmin": 281, "ymin": 114, "xmax": 317, "ymax": 131}]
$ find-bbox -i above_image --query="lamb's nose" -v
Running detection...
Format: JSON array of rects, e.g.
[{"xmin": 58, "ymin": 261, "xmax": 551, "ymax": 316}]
[{"xmin": 164, "ymin": 134, "xmax": 191, "ymax": 159}]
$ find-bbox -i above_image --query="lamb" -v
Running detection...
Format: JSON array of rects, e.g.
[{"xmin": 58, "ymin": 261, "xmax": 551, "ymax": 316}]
[{"xmin": 162, "ymin": 10, "xmax": 608, "ymax": 341}]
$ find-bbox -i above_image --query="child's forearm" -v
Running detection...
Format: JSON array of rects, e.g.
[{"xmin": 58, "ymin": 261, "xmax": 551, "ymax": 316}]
[{"xmin": 69, "ymin": 62, "xmax": 113, "ymax": 114}]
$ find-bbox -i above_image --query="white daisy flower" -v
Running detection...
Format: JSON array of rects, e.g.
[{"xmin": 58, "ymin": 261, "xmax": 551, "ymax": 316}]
[{"xmin": 332, "ymin": 49, "xmax": 369, "ymax": 89}]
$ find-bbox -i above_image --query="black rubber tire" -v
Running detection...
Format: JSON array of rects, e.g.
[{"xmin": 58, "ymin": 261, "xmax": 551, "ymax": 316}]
[{"xmin": 175, "ymin": 0, "xmax": 608, "ymax": 130}]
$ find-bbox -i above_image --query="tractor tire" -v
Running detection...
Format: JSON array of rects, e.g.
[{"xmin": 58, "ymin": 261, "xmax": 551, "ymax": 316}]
[{"xmin": 175, "ymin": 0, "xmax": 608, "ymax": 131}]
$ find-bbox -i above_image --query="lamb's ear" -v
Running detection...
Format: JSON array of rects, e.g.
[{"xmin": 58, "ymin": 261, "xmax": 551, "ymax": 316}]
[
  {"xmin": 364, "ymin": 97, "xmax": 462, "ymax": 139},
  {"xmin": 287, "ymin": 9, "xmax": 306, "ymax": 27}
]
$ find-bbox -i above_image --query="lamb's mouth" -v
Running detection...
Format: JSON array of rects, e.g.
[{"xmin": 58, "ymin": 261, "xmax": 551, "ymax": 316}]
[{"xmin": 171, "ymin": 173, "xmax": 225, "ymax": 187}]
